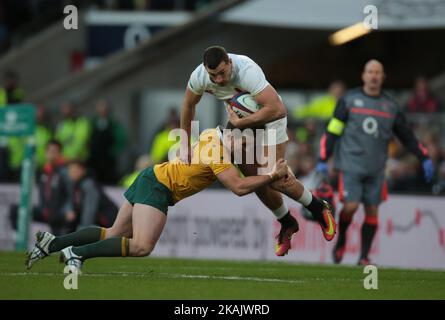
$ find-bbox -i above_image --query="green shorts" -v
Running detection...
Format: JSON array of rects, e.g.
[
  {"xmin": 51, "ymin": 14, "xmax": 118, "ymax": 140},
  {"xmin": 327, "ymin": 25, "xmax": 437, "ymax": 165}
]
[{"xmin": 124, "ymin": 167, "xmax": 174, "ymax": 215}]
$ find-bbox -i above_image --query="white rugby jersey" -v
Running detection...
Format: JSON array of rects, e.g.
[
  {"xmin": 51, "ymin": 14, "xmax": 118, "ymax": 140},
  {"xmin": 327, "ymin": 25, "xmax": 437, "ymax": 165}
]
[{"xmin": 187, "ymin": 53, "xmax": 269, "ymax": 100}]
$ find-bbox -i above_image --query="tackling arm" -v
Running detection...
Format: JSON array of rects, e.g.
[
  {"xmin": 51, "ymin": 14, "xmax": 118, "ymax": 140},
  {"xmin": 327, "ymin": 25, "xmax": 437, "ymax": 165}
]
[{"xmin": 217, "ymin": 159, "xmax": 288, "ymax": 196}]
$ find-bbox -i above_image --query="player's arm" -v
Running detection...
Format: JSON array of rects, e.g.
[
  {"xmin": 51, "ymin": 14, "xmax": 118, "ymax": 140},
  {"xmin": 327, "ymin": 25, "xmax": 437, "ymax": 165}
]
[
  {"xmin": 217, "ymin": 159, "xmax": 288, "ymax": 196},
  {"xmin": 180, "ymin": 87, "xmax": 202, "ymax": 162},
  {"xmin": 319, "ymin": 97, "xmax": 349, "ymax": 162},
  {"xmin": 393, "ymin": 110, "xmax": 434, "ymax": 182},
  {"xmin": 228, "ymin": 85, "xmax": 286, "ymax": 129},
  {"xmin": 393, "ymin": 111, "xmax": 429, "ymax": 160}
]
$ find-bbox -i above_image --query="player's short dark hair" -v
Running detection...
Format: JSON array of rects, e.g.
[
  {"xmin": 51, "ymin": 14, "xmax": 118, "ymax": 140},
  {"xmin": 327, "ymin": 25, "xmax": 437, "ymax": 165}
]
[
  {"xmin": 203, "ymin": 46, "xmax": 229, "ymax": 69},
  {"xmin": 46, "ymin": 139, "xmax": 62, "ymax": 150},
  {"xmin": 68, "ymin": 159, "xmax": 87, "ymax": 169}
]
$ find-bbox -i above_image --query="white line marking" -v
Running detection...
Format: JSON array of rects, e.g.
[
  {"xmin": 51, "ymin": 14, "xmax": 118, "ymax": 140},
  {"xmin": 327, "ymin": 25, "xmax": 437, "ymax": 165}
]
[
  {"xmin": 158, "ymin": 273, "xmax": 306, "ymax": 284},
  {"xmin": 0, "ymin": 271, "xmax": 306, "ymax": 284}
]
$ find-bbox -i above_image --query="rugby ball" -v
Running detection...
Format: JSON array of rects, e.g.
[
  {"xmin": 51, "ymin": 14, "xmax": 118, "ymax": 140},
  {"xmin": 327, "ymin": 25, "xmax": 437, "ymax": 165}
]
[{"xmin": 229, "ymin": 92, "xmax": 261, "ymax": 118}]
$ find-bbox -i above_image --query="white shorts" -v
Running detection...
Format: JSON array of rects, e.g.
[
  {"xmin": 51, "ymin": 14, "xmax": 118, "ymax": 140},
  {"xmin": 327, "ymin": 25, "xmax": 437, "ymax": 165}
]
[{"xmin": 263, "ymin": 116, "xmax": 288, "ymax": 146}]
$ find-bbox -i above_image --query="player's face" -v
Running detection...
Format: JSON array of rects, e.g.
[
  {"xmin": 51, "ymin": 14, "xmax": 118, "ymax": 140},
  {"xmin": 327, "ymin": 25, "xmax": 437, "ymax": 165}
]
[
  {"xmin": 362, "ymin": 62, "xmax": 385, "ymax": 91},
  {"xmin": 68, "ymin": 164, "xmax": 85, "ymax": 182},
  {"xmin": 46, "ymin": 144, "xmax": 61, "ymax": 164},
  {"xmin": 206, "ymin": 60, "xmax": 232, "ymax": 86}
]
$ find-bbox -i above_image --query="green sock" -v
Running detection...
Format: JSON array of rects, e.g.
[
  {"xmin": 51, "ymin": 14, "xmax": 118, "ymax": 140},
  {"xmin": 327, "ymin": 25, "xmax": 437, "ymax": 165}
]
[
  {"xmin": 72, "ymin": 237, "xmax": 129, "ymax": 260},
  {"xmin": 48, "ymin": 226, "xmax": 106, "ymax": 253}
]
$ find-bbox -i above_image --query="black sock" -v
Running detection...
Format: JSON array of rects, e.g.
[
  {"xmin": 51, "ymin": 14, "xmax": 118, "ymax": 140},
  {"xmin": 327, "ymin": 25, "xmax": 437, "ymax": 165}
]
[
  {"xmin": 360, "ymin": 217, "xmax": 378, "ymax": 259},
  {"xmin": 48, "ymin": 226, "xmax": 105, "ymax": 253},
  {"xmin": 335, "ymin": 211, "xmax": 352, "ymax": 250},
  {"xmin": 304, "ymin": 196, "xmax": 325, "ymax": 226},
  {"xmin": 278, "ymin": 212, "xmax": 296, "ymax": 228},
  {"xmin": 72, "ymin": 237, "xmax": 130, "ymax": 260}
]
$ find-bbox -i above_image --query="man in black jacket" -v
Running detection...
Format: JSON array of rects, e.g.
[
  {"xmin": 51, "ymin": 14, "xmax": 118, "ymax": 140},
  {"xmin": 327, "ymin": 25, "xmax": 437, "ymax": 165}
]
[
  {"xmin": 10, "ymin": 140, "xmax": 71, "ymax": 235},
  {"xmin": 66, "ymin": 160, "xmax": 118, "ymax": 230}
]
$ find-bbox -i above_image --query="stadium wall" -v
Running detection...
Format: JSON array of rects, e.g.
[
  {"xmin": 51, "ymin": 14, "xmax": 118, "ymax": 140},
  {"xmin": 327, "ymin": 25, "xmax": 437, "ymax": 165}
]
[
  {"xmin": 0, "ymin": 185, "xmax": 444, "ymax": 270},
  {"xmin": 0, "ymin": 15, "xmax": 86, "ymax": 96}
]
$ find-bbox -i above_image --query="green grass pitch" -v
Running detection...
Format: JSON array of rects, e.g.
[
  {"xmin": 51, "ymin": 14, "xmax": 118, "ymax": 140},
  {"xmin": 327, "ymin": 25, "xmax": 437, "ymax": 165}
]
[{"xmin": 1, "ymin": 251, "xmax": 444, "ymax": 299}]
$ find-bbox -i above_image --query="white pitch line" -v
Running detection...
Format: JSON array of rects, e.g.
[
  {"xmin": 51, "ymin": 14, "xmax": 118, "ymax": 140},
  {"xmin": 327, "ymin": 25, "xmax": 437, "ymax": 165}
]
[
  {"xmin": 158, "ymin": 273, "xmax": 306, "ymax": 284},
  {"xmin": 0, "ymin": 271, "xmax": 305, "ymax": 284}
]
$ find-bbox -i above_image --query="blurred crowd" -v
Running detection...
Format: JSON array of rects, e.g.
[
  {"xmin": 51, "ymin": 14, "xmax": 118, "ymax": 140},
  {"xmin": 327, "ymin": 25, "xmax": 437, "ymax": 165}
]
[
  {"xmin": 0, "ymin": 71, "xmax": 128, "ymax": 185},
  {"xmin": 0, "ymin": 70, "xmax": 128, "ymax": 234},
  {"xmin": 0, "ymin": 70, "xmax": 183, "ymax": 238}
]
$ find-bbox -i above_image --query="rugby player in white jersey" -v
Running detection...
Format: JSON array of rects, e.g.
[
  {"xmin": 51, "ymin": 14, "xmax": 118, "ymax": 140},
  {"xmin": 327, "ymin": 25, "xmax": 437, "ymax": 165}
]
[{"xmin": 180, "ymin": 46, "xmax": 336, "ymax": 256}]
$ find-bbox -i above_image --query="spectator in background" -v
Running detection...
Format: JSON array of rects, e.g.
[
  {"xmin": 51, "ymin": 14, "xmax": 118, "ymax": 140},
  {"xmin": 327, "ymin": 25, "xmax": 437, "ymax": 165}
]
[
  {"xmin": 88, "ymin": 99, "xmax": 127, "ymax": 185},
  {"xmin": 66, "ymin": 160, "xmax": 118, "ymax": 231},
  {"xmin": 1, "ymin": 70, "xmax": 25, "ymax": 104},
  {"xmin": 0, "ymin": 70, "xmax": 9, "ymax": 179},
  {"xmin": 0, "ymin": 92, "xmax": 11, "ymax": 179},
  {"xmin": 133, "ymin": 0, "xmax": 150, "ymax": 10},
  {"xmin": 386, "ymin": 153, "xmax": 421, "ymax": 193},
  {"xmin": 421, "ymin": 131, "xmax": 442, "ymax": 163},
  {"xmin": 0, "ymin": 71, "xmax": 9, "ymax": 179},
  {"xmin": 55, "ymin": 101, "xmax": 91, "ymax": 162},
  {"xmin": 295, "ymin": 119, "xmax": 318, "ymax": 145},
  {"xmin": 0, "ymin": 70, "xmax": 26, "ymax": 180},
  {"xmin": 10, "ymin": 140, "xmax": 71, "ymax": 236},
  {"xmin": 120, "ymin": 154, "xmax": 152, "ymax": 189},
  {"xmin": 150, "ymin": 108, "xmax": 180, "ymax": 163},
  {"xmin": 296, "ymin": 154, "xmax": 316, "ymax": 179},
  {"xmin": 0, "ymin": 136, "xmax": 10, "ymax": 181},
  {"xmin": 7, "ymin": 136, "xmax": 26, "ymax": 182},
  {"xmin": 35, "ymin": 104, "xmax": 53, "ymax": 169},
  {"xmin": 5, "ymin": 132, "xmax": 25, "ymax": 182},
  {"xmin": 407, "ymin": 76, "xmax": 441, "ymax": 113},
  {"xmin": 0, "ymin": 82, "xmax": 6, "ymax": 107},
  {"xmin": 386, "ymin": 128, "xmax": 441, "ymax": 194},
  {"xmin": 293, "ymin": 80, "xmax": 345, "ymax": 121}
]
